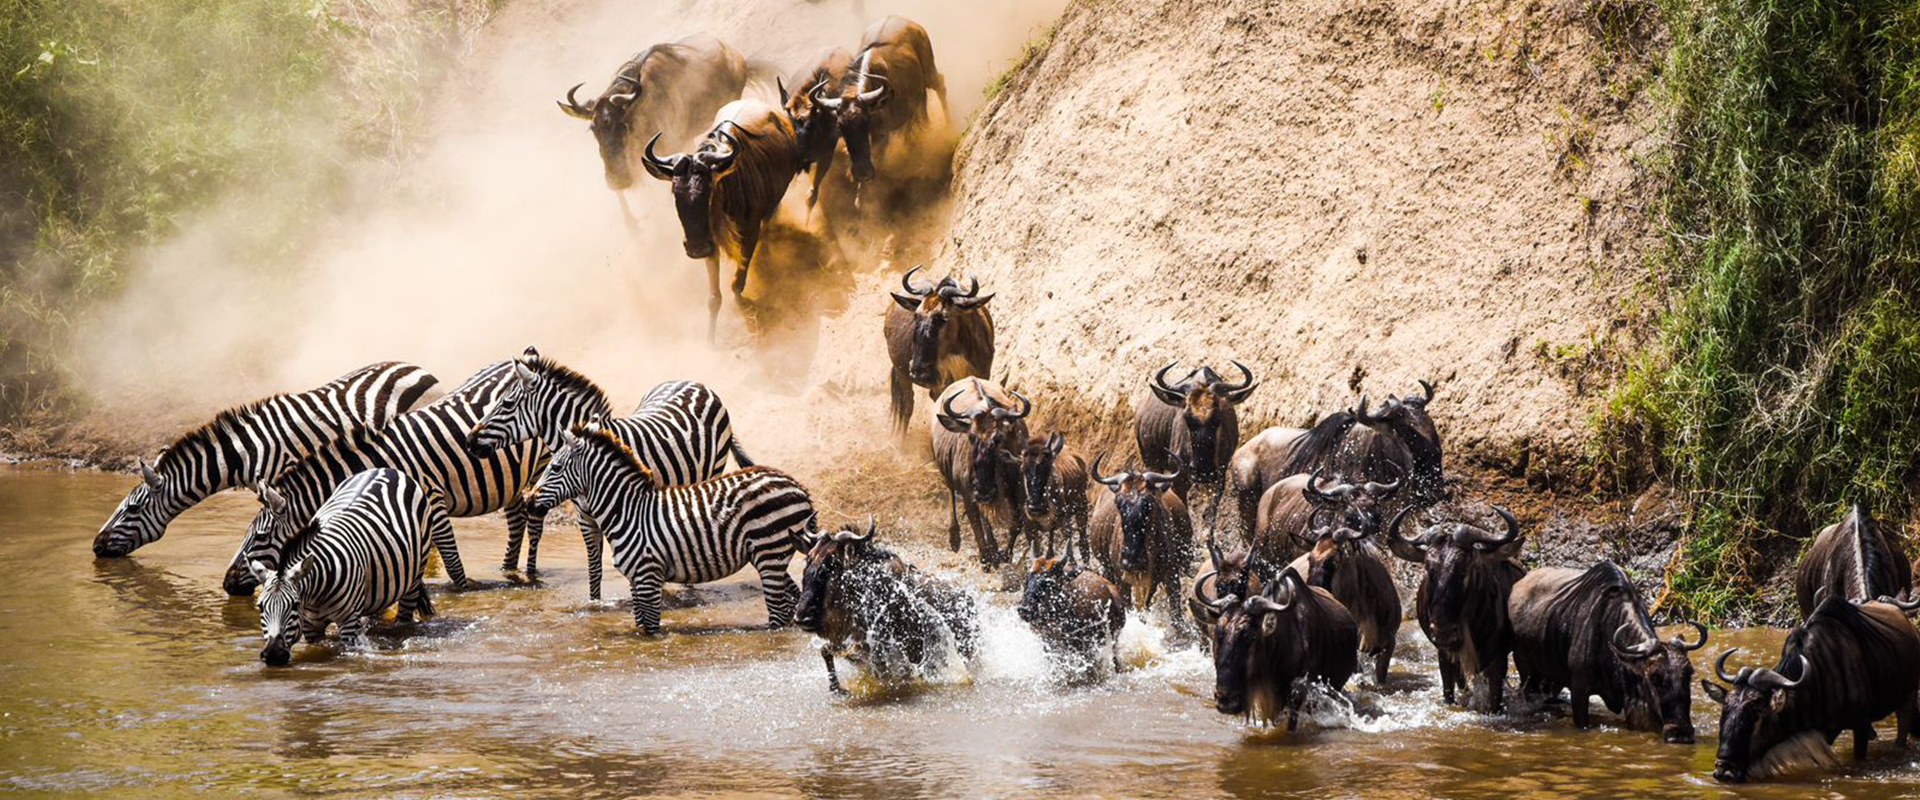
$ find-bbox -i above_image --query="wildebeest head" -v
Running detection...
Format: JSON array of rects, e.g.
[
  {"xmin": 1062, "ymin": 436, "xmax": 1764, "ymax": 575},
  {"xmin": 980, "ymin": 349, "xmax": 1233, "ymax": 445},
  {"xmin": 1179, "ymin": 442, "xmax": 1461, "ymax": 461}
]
[
  {"xmin": 1609, "ymin": 617, "xmax": 1708, "ymax": 743},
  {"xmin": 1208, "ymin": 571, "xmax": 1306, "ymax": 717},
  {"xmin": 252, "ymin": 557, "xmax": 306, "ymax": 667},
  {"xmin": 892, "ymin": 265, "xmax": 992, "ymax": 385},
  {"xmin": 1703, "ymin": 649, "xmax": 1811, "ymax": 783},
  {"xmin": 559, "ymin": 81, "xmax": 643, "ymax": 190},
  {"xmin": 1017, "ymin": 554, "xmax": 1076, "ymax": 625},
  {"xmin": 816, "ymin": 70, "xmax": 890, "ymax": 182},
  {"xmin": 783, "ymin": 78, "xmax": 841, "ymax": 171},
  {"xmin": 641, "ymin": 126, "xmax": 743, "ymax": 259},
  {"xmin": 1297, "ymin": 524, "xmax": 1369, "ymax": 589},
  {"xmin": 93, "ymin": 458, "xmax": 170, "ymax": 558},
  {"xmin": 1092, "ymin": 453, "xmax": 1180, "ymax": 573},
  {"xmin": 1021, "ymin": 432, "xmax": 1067, "ymax": 520},
  {"xmin": 795, "ymin": 519, "xmax": 880, "ymax": 633},
  {"xmin": 1149, "ymin": 360, "xmax": 1258, "ymax": 484},
  {"xmin": 1386, "ymin": 504, "xmax": 1521, "ymax": 650},
  {"xmin": 1301, "ymin": 465, "xmax": 1401, "ymax": 541},
  {"xmin": 936, "ymin": 379, "xmax": 1030, "ymax": 504},
  {"xmin": 1353, "ymin": 380, "xmax": 1444, "ymax": 502}
]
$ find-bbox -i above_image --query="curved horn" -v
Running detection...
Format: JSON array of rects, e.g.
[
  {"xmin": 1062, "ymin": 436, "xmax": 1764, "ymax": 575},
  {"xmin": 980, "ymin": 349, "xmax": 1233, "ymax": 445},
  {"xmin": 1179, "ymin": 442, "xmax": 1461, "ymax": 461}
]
[
  {"xmin": 1749, "ymin": 655, "xmax": 1808, "ymax": 691},
  {"xmin": 1362, "ymin": 462, "xmax": 1403, "ymax": 499},
  {"xmin": 1301, "ymin": 507, "xmax": 1332, "ymax": 546},
  {"xmin": 1610, "ymin": 622, "xmax": 1659, "ymax": 660},
  {"xmin": 1149, "ymin": 361, "xmax": 1186, "ymax": 404},
  {"xmin": 1472, "ymin": 506, "xmax": 1520, "ymax": 550},
  {"xmin": 1386, "ymin": 504, "xmax": 1423, "ymax": 552},
  {"xmin": 1414, "ymin": 379, "xmax": 1436, "ymax": 407},
  {"xmin": 777, "ymin": 76, "xmax": 790, "ymax": 108},
  {"xmin": 1714, "ymin": 648, "xmax": 1744, "ymax": 684},
  {"xmin": 1303, "ymin": 466, "xmax": 1350, "ymax": 504},
  {"xmin": 1221, "ymin": 359, "xmax": 1259, "ymax": 402},
  {"xmin": 1877, "ymin": 592, "xmax": 1920, "ymax": 613},
  {"xmin": 1004, "ymin": 390, "xmax": 1032, "ymax": 420},
  {"xmin": 700, "ymin": 129, "xmax": 740, "ymax": 173},
  {"xmin": 1210, "ymin": 592, "xmax": 1239, "ymax": 612},
  {"xmin": 640, "ymin": 132, "xmax": 678, "ymax": 180},
  {"xmin": 855, "ymin": 71, "xmax": 890, "ymax": 104},
  {"xmin": 866, "ymin": 515, "xmax": 879, "ymax": 539},
  {"xmin": 1247, "ymin": 592, "xmax": 1289, "ymax": 617},
  {"xmin": 1091, "ymin": 452, "xmax": 1124, "ymax": 488},
  {"xmin": 900, "ymin": 264, "xmax": 933, "ymax": 296},
  {"xmin": 1354, "ymin": 395, "xmax": 1385, "ymax": 425},
  {"xmin": 558, "ymin": 83, "xmax": 594, "ymax": 119},
  {"xmin": 1674, "ymin": 620, "xmax": 1710, "ymax": 651},
  {"xmin": 1141, "ymin": 466, "xmax": 1181, "ymax": 487},
  {"xmin": 606, "ymin": 89, "xmax": 637, "ymax": 107},
  {"xmin": 1193, "ymin": 570, "xmax": 1218, "ymax": 605}
]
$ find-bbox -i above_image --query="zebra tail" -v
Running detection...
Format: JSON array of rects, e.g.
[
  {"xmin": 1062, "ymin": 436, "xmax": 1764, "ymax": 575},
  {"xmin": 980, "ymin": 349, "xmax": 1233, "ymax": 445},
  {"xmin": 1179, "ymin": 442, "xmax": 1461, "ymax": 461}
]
[{"xmin": 729, "ymin": 437, "xmax": 756, "ymax": 468}]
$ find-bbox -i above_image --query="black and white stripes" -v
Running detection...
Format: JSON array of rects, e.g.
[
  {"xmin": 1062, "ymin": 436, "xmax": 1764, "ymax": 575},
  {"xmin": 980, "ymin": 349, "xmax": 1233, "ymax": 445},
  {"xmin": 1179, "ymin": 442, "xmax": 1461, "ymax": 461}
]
[
  {"xmin": 93, "ymin": 361, "xmax": 438, "ymax": 559},
  {"xmin": 528, "ymin": 423, "xmax": 813, "ymax": 634},
  {"xmin": 250, "ymin": 468, "xmax": 456, "ymax": 666}
]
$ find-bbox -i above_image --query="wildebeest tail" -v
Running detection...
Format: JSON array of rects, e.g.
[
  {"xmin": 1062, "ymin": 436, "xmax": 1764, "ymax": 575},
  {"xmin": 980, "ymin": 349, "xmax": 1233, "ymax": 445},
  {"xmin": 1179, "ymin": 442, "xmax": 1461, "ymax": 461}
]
[{"xmin": 729, "ymin": 436, "xmax": 756, "ymax": 468}]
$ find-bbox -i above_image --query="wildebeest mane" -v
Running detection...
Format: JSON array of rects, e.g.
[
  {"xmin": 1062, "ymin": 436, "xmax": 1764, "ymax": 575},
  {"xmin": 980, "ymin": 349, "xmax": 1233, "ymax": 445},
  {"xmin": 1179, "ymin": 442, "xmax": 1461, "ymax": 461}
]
[{"xmin": 1276, "ymin": 410, "xmax": 1358, "ymax": 478}]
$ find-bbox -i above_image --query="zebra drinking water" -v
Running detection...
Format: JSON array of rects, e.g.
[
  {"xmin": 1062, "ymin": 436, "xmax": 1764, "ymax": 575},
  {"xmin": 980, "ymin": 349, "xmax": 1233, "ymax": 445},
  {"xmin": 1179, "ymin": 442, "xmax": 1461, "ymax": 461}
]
[
  {"xmin": 232, "ymin": 361, "xmax": 546, "ymax": 595},
  {"xmin": 468, "ymin": 345, "xmax": 755, "ymax": 600},
  {"xmin": 250, "ymin": 468, "xmax": 453, "ymax": 666},
  {"xmin": 526, "ymin": 423, "xmax": 813, "ymax": 634},
  {"xmin": 93, "ymin": 361, "xmax": 438, "ymax": 561}
]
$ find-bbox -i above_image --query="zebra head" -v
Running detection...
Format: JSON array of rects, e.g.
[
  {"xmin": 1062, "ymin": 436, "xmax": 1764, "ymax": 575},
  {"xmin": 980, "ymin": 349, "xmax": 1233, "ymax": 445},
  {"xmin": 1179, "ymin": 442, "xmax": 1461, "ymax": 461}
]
[
  {"xmin": 228, "ymin": 483, "xmax": 299, "ymax": 596},
  {"xmin": 469, "ymin": 351, "xmax": 540, "ymax": 454},
  {"xmin": 527, "ymin": 427, "xmax": 590, "ymax": 517},
  {"xmin": 252, "ymin": 557, "xmax": 306, "ymax": 666},
  {"xmin": 93, "ymin": 460, "xmax": 170, "ymax": 558}
]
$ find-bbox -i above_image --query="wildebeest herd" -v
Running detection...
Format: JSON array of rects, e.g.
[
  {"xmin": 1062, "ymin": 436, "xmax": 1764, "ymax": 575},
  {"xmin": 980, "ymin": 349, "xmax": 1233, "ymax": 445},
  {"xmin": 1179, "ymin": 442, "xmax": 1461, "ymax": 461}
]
[{"xmin": 85, "ymin": 17, "xmax": 1920, "ymax": 787}]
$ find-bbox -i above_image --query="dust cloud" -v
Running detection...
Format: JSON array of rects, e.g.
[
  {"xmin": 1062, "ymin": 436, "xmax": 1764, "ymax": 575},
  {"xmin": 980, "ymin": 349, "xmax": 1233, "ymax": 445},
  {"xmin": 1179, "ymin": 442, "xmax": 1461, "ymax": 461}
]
[{"xmin": 73, "ymin": 0, "xmax": 1065, "ymax": 466}]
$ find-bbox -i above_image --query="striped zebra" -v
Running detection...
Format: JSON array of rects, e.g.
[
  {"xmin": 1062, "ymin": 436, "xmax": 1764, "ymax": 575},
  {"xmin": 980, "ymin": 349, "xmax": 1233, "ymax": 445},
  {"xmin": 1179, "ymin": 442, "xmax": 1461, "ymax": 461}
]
[
  {"xmin": 527, "ymin": 423, "xmax": 813, "ymax": 634},
  {"xmin": 93, "ymin": 361, "xmax": 438, "ymax": 560},
  {"xmin": 249, "ymin": 468, "xmax": 455, "ymax": 666},
  {"xmin": 230, "ymin": 361, "xmax": 547, "ymax": 596},
  {"xmin": 469, "ymin": 345, "xmax": 754, "ymax": 599}
]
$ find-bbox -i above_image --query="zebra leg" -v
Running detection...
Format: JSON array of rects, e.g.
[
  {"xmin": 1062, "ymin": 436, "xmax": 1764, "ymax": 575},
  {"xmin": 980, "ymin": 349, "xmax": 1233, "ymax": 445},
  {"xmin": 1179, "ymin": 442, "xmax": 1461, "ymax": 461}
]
[
  {"xmin": 397, "ymin": 580, "xmax": 433, "ymax": 623},
  {"xmin": 426, "ymin": 500, "xmax": 469, "ymax": 589},
  {"xmin": 581, "ymin": 514, "xmax": 606, "ymax": 602},
  {"xmin": 501, "ymin": 506, "xmax": 525, "ymax": 573},
  {"xmin": 516, "ymin": 501, "xmax": 546, "ymax": 577},
  {"xmin": 754, "ymin": 554, "xmax": 799, "ymax": 628},
  {"xmin": 338, "ymin": 616, "xmax": 370, "ymax": 649},
  {"xmin": 630, "ymin": 562, "xmax": 666, "ymax": 635}
]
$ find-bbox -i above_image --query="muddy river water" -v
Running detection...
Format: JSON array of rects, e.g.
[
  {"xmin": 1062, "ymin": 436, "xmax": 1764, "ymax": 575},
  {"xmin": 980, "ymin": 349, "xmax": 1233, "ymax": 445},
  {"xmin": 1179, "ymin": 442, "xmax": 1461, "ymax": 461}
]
[{"xmin": 2, "ymin": 466, "xmax": 1916, "ymax": 798}]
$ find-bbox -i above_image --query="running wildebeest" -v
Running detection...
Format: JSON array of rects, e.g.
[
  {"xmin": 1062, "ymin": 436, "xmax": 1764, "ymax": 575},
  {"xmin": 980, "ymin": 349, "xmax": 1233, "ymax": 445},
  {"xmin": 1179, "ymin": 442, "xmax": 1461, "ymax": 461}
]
[
  {"xmin": 1252, "ymin": 467, "xmax": 1400, "ymax": 569},
  {"xmin": 558, "ymin": 35, "xmax": 749, "ymax": 226},
  {"xmin": 1135, "ymin": 361, "xmax": 1258, "ymax": 498},
  {"xmin": 816, "ymin": 15, "xmax": 949, "ymax": 191},
  {"xmin": 931, "ymin": 378, "xmax": 1030, "ymax": 567},
  {"xmin": 1509, "ymin": 561, "xmax": 1708, "ymax": 742},
  {"xmin": 796, "ymin": 520, "xmax": 981, "ymax": 694},
  {"xmin": 1018, "ymin": 554, "xmax": 1128, "ymax": 677},
  {"xmin": 1793, "ymin": 503, "xmax": 1913, "ymax": 619},
  {"xmin": 1089, "ymin": 454, "xmax": 1192, "ymax": 617},
  {"xmin": 780, "ymin": 46, "xmax": 853, "ymax": 210},
  {"xmin": 1289, "ymin": 521, "xmax": 1402, "ymax": 685},
  {"xmin": 641, "ymin": 99, "xmax": 804, "ymax": 341},
  {"xmin": 1703, "ymin": 593, "xmax": 1920, "ymax": 783},
  {"xmin": 885, "ymin": 266, "xmax": 994, "ymax": 436},
  {"xmin": 1387, "ymin": 503, "xmax": 1526, "ymax": 711},
  {"xmin": 1018, "ymin": 431, "xmax": 1091, "ymax": 561},
  {"xmin": 1198, "ymin": 568, "xmax": 1359, "ymax": 729}
]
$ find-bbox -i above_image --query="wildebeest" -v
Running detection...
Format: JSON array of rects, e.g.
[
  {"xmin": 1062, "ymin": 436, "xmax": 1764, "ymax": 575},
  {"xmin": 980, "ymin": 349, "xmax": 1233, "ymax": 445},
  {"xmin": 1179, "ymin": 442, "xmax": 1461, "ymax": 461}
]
[
  {"xmin": 795, "ymin": 520, "xmax": 981, "ymax": 694},
  {"xmin": 1018, "ymin": 431, "xmax": 1090, "ymax": 561},
  {"xmin": 1018, "ymin": 554, "xmax": 1128, "ymax": 677},
  {"xmin": 1198, "ymin": 569, "xmax": 1359, "ymax": 729},
  {"xmin": 558, "ymin": 35, "xmax": 748, "ymax": 219},
  {"xmin": 930, "ymin": 378, "xmax": 1030, "ymax": 567},
  {"xmin": 885, "ymin": 266, "xmax": 994, "ymax": 436},
  {"xmin": 1089, "ymin": 454, "xmax": 1192, "ymax": 616},
  {"xmin": 1252, "ymin": 467, "xmax": 1400, "ymax": 569},
  {"xmin": 780, "ymin": 47, "xmax": 853, "ymax": 210},
  {"xmin": 1703, "ymin": 594, "xmax": 1920, "ymax": 783},
  {"xmin": 641, "ymin": 99, "xmax": 803, "ymax": 341},
  {"xmin": 1386, "ymin": 503, "xmax": 1526, "ymax": 711},
  {"xmin": 815, "ymin": 15, "xmax": 949, "ymax": 190},
  {"xmin": 1509, "ymin": 561, "xmax": 1708, "ymax": 742},
  {"xmin": 1135, "ymin": 361, "xmax": 1258, "ymax": 509},
  {"xmin": 1289, "ymin": 523, "xmax": 1402, "ymax": 685},
  {"xmin": 1227, "ymin": 379, "xmax": 1444, "ymax": 539},
  {"xmin": 1794, "ymin": 503, "xmax": 1913, "ymax": 619}
]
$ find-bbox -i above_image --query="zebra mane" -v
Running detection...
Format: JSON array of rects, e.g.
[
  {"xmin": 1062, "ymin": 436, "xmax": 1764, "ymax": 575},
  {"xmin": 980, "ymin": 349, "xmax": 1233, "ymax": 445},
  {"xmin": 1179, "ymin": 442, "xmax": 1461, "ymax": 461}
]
[
  {"xmin": 161, "ymin": 394, "xmax": 320, "ymax": 469},
  {"xmin": 575, "ymin": 425, "xmax": 661, "ymax": 488},
  {"xmin": 526, "ymin": 356, "xmax": 612, "ymax": 411}
]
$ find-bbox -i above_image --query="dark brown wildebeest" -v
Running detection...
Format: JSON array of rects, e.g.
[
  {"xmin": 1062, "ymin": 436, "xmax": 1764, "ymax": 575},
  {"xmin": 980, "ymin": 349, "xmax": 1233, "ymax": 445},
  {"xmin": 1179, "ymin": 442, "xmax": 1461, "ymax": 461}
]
[
  {"xmin": 640, "ymin": 99, "xmax": 803, "ymax": 341},
  {"xmin": 1251, "ymin": 467, "xmax": 1400, "ymax": 568},
  {"xmin": 1793, "ymin": 503, "xmax": 1913, "ymax": 620},
  {"xmin": 884, "ymin": 266, "xmax": 994, "ymax": 436},
  {"xmin": 779, "ymin": 47, "xmax": 853, "ymax": 210},
  {"xmin": 1089, "ymin": 454, "xmax": 1192, "ymax": 616},
  {"xmin": 1189, "ymin": 541, "xmax": 1272, "ymax": 648},
  {"xmin": 1703, "ymin": 594, "xmax": 1920, "ymax": 783},
  {"xmin": 1135, "ymin": 361, "xmax": 1258, "ymax": 531},
  {"xmin": 931, "ymin": 378, "xmax": 1030, "ymax": 568},
  {"xmin": 1386, "ymin": 503, "xmax": 1526, "ymax": 711},
  {"xmin": 1287, "ymin": 522, "xmax": 1403, "ymax": 686},
  {"xmin": 1227, "ymin": 380, "xmax": 1444, "ymax": 539},
  {"xmin": 1509, "ymin": 561, "xmax": 1709, "ymax": 742},
  {"xmin": 1197, "ymin": 569, "xmax": 1359, "ymax": 729},
  {"xmin": 814, "ymin": 15, "xmax": 948, "ymax": 191},
  {"xmin": 1018, "ymin": 432, "xmax": 1090, "ymax": 561},
  {"xmin": 1018, "ymin": 554, "xmax": 1128, "ymax": 678},
  {"xmin": 558, "ymin": 35, "xmax": 748, "ymax": 224},
  {"xmin": 795, "ymin": 520, "xmax": 981, "ymax": 694}
]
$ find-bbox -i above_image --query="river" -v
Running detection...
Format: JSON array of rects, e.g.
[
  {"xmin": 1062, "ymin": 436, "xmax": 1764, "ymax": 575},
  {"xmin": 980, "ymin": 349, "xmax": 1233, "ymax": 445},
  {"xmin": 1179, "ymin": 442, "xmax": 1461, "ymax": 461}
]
[{"xmin": 1, "ymin": 465, "xmax": 1915, "ymax": 798}]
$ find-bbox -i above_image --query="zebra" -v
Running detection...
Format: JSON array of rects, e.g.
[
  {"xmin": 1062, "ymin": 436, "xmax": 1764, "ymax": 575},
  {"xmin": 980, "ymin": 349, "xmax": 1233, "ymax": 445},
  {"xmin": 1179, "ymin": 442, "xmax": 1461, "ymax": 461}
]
[
  {"xmin": 93, "ymin": 361, "xmax": 438, "ymax": 560},
  {"xmin": 526, "ymin": 423, "xmax": 813, "ymax": 634},
  {"xmin": 468, "ymin": 345, "xmax": 754, "ymax": 600},
  {"xmin": 249, "ymin": 468, "xmax": 455, "ymax": 666},
  {"xmin": 230, "ymin": 361, "xmax": 547, "ymax": 596}
]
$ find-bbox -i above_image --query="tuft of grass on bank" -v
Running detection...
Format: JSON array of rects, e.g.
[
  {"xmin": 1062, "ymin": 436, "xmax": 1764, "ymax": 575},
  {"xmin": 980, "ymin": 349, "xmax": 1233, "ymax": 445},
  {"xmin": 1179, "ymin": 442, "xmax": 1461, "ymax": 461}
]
[
  {"xmin": 1599, "ymin": 0, "xmax": 1920, "ymax": 621},
  {"xmin": 982, "ymin": 18, "xmax": 1060, "ymax": 105}
]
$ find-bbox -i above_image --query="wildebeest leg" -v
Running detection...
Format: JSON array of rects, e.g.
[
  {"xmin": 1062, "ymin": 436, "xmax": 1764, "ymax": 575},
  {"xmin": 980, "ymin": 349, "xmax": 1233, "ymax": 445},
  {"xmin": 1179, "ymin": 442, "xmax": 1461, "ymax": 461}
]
[
  {"xmin": 889, "ymin": 369, "xmax": 915, "ymax": 440},
  {"xmin": 1897, "ymin": 696, "xmax": 1917, "ymax": 746},
  {"xmin": 947, "ymin": 490, "xmax": 962, "ymax": 552},
  {"xmin": 581, "ymin": 515, "xmax": 605, "ymax": 601},
  {"xmin": 821, "ymin": 646, "xmax": 846, "ymax": 695},
  {"xmin": 964, "ymin": 501, "xmax": 999, "ymax": 568},
  {"xmin": 1437, "ymin": 653, "xmax": 1461, "ymax": 706},
  {"xmin": 731, "ymin": 225, "xmax": 760, "ymax": 296},
  {"xmin": 1373, "ymin": 648, "xmax": 1391, "ymax": 686},
  {"xmin": 1286, "ymin": 684, "xmax": 1302, "ymax": 732},
  {"xmin": 1855, "ymin": 726, "xmax": 1875, "ymax": 761},
  {"xmin": 1487, "ymin": 658, "xmax": 1509, "ymax": 714},
  {"xmin": 1569, "ymin": 682, "xmax": 1592, "ymax": 728},
  {"xmin": 705, "ymin": 256, "xmax": 723, "ymax": 343}
]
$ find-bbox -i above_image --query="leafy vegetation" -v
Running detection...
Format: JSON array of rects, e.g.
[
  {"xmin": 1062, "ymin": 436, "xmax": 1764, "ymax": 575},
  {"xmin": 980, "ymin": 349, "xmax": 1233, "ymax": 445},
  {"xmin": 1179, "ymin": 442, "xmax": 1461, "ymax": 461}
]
[{"xmin": 1601, "ymin": 0, "xmax": 1920, "ymax": 620}]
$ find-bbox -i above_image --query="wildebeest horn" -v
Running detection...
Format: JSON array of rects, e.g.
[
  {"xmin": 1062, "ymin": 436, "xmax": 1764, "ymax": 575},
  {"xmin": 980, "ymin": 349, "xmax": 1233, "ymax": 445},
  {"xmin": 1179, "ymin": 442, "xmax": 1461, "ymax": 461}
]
[
  {"xmin": 1220, "ymin": 360, "xmax": 1258, "ymax": 402},
  {"xmin": 1300, "ymin": 507, "xmax": 1331, "ymax": 546},
  {"xmin": 1207, "ymin": 529, "xmax": 1224, "ymax": 571},
  {"xmin": 1877, "ymin": 592, "xmax": 1920, "ymax": 613},
  {"xmin": 1193, "ymin": 570, "xmax": 1218, "ymax": 605},
  {"xmin": 900, "ymin": 264, "xmax": 933, "ymax": 296},
  {"xmin": 814, "ymin": 82, "xmax": 844, "ymax": 112},
  {"xmin": 699, "ymin": 129, "xmax": 740, "ymax": 173},
  {"xmin": 1749, "ymin": 656, "xmax": 1808, "ymax": 691},
  {"xmin": 866, "ymin": 515, "xmax": 878, "ymax": 538},
  {"xmin": 1091, "ymin": 452, "xmax": 1124, "ymax": 488},
  {"xmin": 640, "ymin": 133, "xmax": 679, "ymax": 180},
  {"xmin": 776, "ymin": 76, "xmax": 790, "ymax": 108},
  {"xmin": 1674, "ymin": 620, "xmax": 1710, "ymax": 651},
  {"xmin": 1714, "ymin": 649, "xmax": 1754, "ymax": 685},
  {"xmin": 935, "ymin": 387, "xmax": 973, "ymax": 433},
  {"xmin": 607, "ymin": 90, "xmax": 636, "ymax": 107},
  {"xmin": 1303, "ymin": 466, "xmax": 1351, "ymax": 504},
  {"xmin": 1412, "ymin": 379, "xmax": 1436, "ymax": 407},
  {"xmin": 1000, "ymin": 390, "xmax": 1031, "ymax": 420},
  {"xmin": 1362, "ymin": 462, "xmax": 1402, "ymax": 498},
  {"xmin": 1141, "ymin": 467, "xmax": 1180, "ymax": 487},
  {"xmin": 1149, "ymin": 361, "xmax": 1187, "ymax": 404},
  {"xmin": 1471, "ymin": 506, "xmax": 1520, "ymax": 551},
  {"xmin": 1386, "ymin": 504, "xmax": 1423, "ymax": 551},
  {"xmin": 1609, "ymin": 622, "xmax": 1658, "ymax": 660},
  {"xmin": 558, "ymin": 83, "xmax": 594, "ymax": 119},
  {"xmin": 1355, "ymin": 395, "xmax": 1384, "ymax": 425},
  {"xmin": 855, "ymin": 71, "xmax": 890, "ymax": 104},
  {"xmin": 1210, "ymin": 592, "xmax": 1238, "ymax": 612}
]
